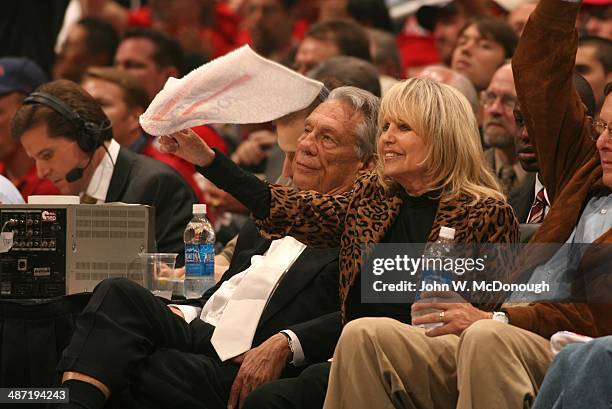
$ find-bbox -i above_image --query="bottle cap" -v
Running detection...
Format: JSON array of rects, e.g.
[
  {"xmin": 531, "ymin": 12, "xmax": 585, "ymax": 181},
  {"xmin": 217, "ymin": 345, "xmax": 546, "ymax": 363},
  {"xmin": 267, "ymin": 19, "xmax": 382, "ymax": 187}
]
[
  {"xmin": 439, "ymin": 226, "xmax": 455, "ymax": 240},
  {"xmin": 193, "ymin": 204, "xmax": 207, "ymax": 214}
]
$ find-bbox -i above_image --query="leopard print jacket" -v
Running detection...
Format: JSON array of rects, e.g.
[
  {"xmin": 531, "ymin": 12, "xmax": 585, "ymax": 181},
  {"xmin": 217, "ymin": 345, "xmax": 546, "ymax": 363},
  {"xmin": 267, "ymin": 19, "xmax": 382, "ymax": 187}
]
[{"xmin": 254, "ymin": 171, "xmax": 520, "ymax": 321}]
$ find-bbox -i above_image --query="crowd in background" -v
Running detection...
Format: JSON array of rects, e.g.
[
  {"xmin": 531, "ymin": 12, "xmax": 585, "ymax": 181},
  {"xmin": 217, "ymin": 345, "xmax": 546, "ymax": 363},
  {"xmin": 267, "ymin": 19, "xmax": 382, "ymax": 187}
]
[{"xmin": 1, "ymin": 0, "xmax": 612, "ymax": 408}]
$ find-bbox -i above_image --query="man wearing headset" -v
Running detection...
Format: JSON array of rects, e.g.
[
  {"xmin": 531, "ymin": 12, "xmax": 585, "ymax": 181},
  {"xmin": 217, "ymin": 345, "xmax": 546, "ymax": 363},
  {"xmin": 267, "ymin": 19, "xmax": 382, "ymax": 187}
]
[{"xmin": 10, "ymin": 79, "xmax": 197, "ymax": 258}]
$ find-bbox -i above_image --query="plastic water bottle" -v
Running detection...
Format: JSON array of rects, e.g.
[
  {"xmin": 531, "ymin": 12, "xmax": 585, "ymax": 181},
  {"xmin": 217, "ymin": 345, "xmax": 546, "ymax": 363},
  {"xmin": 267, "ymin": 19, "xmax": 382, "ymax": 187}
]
[
  {"xmin": 412, "ymin": 226, "xmax": 455, "ymax": 330},
  {"xmin": 184, "ymin": 204, "xmax": 215, "ymax": 298}
]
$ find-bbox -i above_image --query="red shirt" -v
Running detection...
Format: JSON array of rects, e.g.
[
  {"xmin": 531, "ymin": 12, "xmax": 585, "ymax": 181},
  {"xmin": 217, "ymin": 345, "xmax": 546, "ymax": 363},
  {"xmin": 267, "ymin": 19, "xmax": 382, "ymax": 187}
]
[{"xmin": 0, "ymin": 162, "xmax": 60, "ymax": 202}]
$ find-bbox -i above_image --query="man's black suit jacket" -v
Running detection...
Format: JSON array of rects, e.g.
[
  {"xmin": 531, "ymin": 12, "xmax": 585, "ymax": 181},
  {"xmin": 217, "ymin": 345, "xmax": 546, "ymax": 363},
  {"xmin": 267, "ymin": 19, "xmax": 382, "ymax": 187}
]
[
  {"xmin": 105, "ymin": 147, "xmax": 197, "ymax": 258},
  {"xmin": 191, "ymin": 220, "xmax": 342, "ymax": 370}
]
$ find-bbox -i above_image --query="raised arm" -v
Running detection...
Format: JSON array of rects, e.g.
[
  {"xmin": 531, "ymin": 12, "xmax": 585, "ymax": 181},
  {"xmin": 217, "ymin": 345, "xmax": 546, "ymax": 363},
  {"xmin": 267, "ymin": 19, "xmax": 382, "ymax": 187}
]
[
  {"xmin": 511, "ymin": 0, "xmax": 597, "ymax": 202},
  {"xmin": 160, "ymin": 130, "xmax": 350, "ymax": 248}
]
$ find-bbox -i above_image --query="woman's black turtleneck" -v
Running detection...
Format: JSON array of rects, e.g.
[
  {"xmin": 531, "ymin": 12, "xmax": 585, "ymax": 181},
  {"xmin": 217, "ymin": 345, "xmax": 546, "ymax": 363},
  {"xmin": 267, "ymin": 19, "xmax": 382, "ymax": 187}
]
[{"xmin": 346, "ymin": 189, "xmax": 440, "ymax": 323}]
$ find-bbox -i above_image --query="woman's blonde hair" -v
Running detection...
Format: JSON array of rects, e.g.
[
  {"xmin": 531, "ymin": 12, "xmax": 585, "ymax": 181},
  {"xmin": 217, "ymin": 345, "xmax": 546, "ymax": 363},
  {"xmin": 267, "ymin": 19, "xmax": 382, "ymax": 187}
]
[{"xmin": 375, "ymin": 78, "xmax": 504, "ymax": 203}]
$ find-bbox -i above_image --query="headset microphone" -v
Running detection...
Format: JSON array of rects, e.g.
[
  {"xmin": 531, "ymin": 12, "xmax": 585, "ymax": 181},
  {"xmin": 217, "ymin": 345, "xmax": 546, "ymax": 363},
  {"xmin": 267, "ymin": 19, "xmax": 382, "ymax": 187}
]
[
  {"xmin": 65, "ymin": 168, "xmax": 84, "ymax": 183},
  {"xmin": 65, "ymin": 154, "xmax": 94, "ymax": 183}
]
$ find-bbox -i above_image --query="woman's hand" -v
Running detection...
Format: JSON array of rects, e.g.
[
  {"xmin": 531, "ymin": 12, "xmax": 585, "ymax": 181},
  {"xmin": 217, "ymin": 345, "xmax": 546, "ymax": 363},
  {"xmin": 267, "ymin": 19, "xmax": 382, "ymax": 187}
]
[{"xmin": 159, "ymin": 128, "xmax": 216, "ymax": 167}]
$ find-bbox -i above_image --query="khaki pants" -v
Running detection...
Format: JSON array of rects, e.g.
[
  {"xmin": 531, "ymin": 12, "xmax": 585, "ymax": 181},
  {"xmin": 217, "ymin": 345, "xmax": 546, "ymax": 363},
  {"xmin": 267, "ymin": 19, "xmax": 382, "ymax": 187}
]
[{"xmin": 323, "ymin": 318, "xmax": 553, "ymax": 409}]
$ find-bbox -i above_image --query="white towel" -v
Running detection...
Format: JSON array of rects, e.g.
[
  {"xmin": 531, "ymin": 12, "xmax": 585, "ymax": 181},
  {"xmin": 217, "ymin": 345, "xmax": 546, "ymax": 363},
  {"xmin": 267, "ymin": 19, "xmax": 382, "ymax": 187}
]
[
  {"xmin": 210, "ymin": 236, "xmax": 306, "ymax": 361},
  {"xmin": 140, "ymin": 45, "xmax": 324, "ymax": 136}
]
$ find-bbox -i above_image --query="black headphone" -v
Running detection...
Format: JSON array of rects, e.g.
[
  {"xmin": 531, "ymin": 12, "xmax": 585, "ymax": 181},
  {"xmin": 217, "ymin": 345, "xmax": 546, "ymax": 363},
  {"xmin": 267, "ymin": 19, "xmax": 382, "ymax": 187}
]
[
  {"xmin": 23, "ymin": 91, "xmax": 112, "ymax": 154},
  {"xmin": 23, "ymin": 92, "xmax": 112, "ymax": 182}
]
